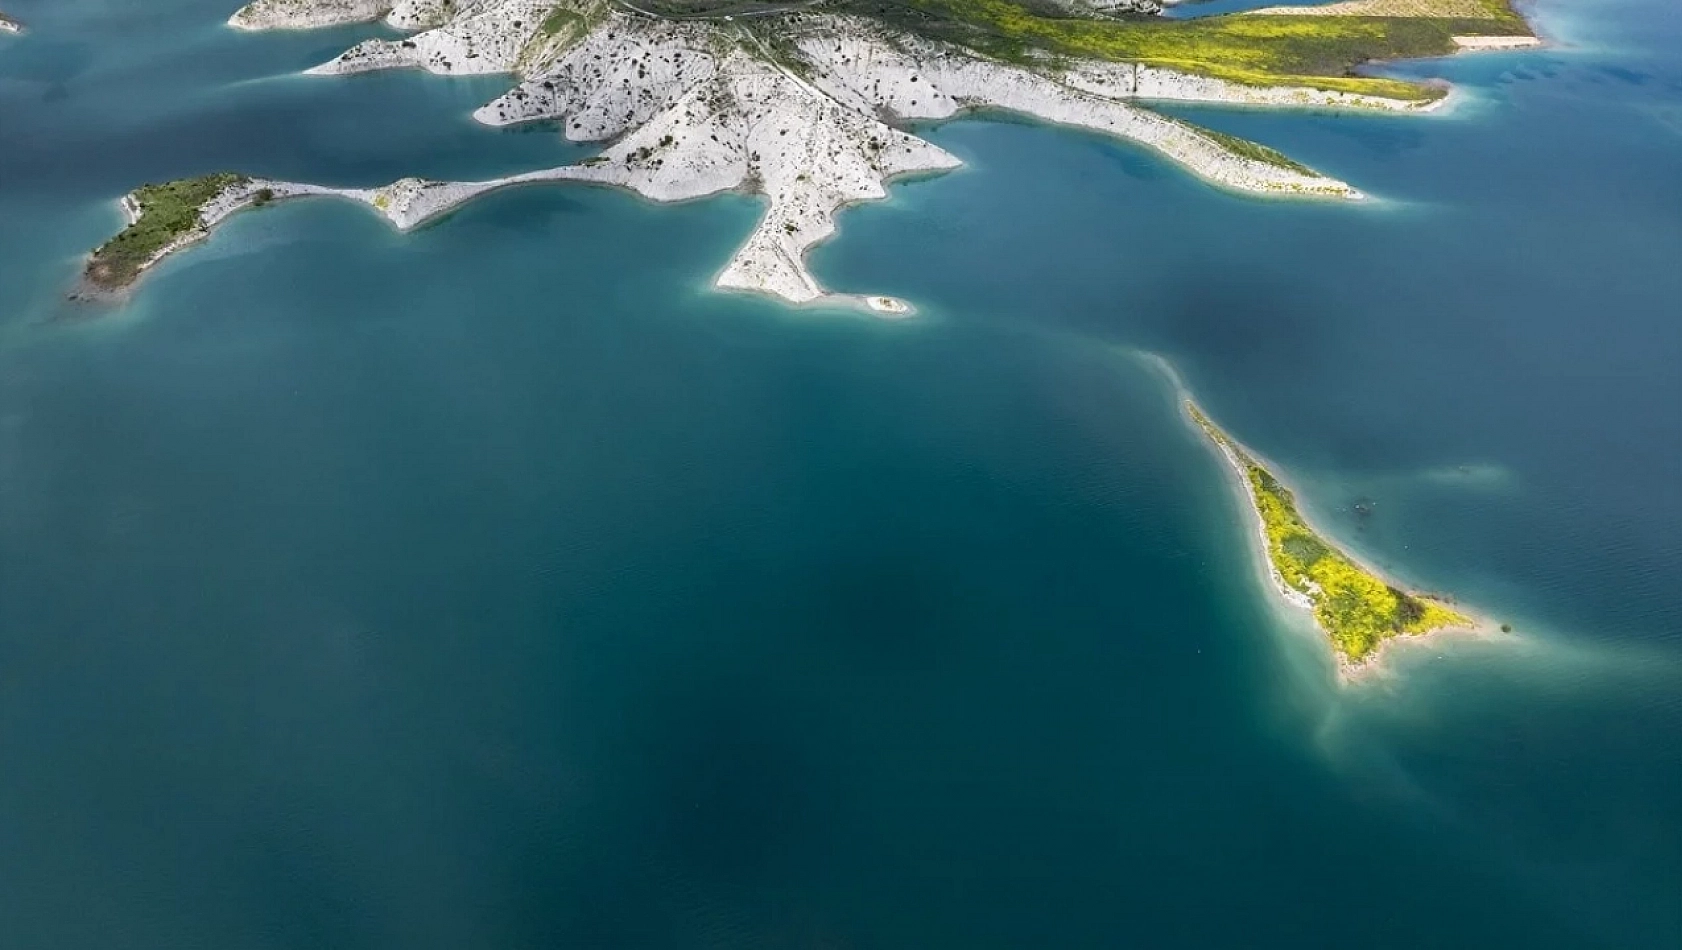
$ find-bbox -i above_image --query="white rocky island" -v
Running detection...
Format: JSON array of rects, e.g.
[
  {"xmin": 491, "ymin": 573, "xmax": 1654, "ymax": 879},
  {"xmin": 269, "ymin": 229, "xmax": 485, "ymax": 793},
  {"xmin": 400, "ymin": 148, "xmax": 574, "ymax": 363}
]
[
  {"xmin": 82, "ymin": 0, "xmax": 1537, "ymax": 305},
  {"xmin": 0, "ymin": 10, "xmax": 22, "ymax": 33}
]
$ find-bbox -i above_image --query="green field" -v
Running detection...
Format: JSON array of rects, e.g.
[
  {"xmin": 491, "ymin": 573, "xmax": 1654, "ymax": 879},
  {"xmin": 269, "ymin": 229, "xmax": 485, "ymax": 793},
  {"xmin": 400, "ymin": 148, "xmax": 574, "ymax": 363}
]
[
  {"xmin": 839, "ymin": 0, "xmax": 1530, "ymax": 99},
  {"xmin": 86, "ymin": 174, "xmax": 247, "ymax": 290},
  {"xmin": 1189, "ymin": 403, "xmax": 1472, "ymax": 663}
]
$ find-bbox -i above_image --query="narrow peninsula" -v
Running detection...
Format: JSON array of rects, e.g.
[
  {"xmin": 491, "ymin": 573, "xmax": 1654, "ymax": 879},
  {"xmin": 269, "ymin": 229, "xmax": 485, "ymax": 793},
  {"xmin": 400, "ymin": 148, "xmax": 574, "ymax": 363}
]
[
  {"xmin": 1187, "ymin": 402, "xmax": 1479, "ymax": 675},
  {"xmin": 80, "ymin": 0, "xmax": 1536, "ymax": 303}
]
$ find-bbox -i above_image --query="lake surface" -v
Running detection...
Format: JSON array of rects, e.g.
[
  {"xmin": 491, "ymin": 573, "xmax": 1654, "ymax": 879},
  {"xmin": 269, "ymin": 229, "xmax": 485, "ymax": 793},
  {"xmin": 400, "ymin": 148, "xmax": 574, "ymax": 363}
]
[{"xmin": 2, "ymin": 1, "xmax": 1679, "ymax": 947}]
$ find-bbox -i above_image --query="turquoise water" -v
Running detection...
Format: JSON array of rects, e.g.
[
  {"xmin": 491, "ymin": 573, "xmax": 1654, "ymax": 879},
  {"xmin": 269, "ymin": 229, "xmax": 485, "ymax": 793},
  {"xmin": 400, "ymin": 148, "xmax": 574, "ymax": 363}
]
[{"xmin": 2, "ymin": 1, "xmax": 1680, "ymax": 946}]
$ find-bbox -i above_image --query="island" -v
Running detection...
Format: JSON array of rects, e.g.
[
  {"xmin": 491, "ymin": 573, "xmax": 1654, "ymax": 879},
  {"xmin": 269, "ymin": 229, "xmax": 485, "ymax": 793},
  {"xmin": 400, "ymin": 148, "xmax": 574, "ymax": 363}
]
[
  {"xmin": 79, "ymin": 174, "xmax": 256, "ymax": 297},
  {"xmin": 79, "ymin": 0, "xmax": 1537, "ymax": 303},
  {"xmin": 1187, "ymin": 402, "xmax": 1482, "ymax": 675},
  {"xmin": 0, "ymin": 10, "xmax": 21, "ymax": 33}
]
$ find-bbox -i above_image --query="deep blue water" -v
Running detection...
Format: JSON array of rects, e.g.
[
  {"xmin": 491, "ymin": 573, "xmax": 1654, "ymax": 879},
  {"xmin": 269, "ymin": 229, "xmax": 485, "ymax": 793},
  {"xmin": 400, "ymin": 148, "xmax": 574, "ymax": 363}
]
[{"xmin": 2, "ymin": 1, "xmax": 1680, "ymax": 947}]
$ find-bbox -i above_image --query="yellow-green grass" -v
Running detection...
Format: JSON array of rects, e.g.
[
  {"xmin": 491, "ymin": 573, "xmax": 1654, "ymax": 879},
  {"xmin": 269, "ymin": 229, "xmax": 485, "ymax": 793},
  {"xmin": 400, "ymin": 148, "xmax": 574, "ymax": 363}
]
[
  {"xmin": 1189, "ymin": 403, "xmax": 1471, "ymax": 663},
  {"xmin": 87, "ymin": 173, "xmax": 247, "ymax": 290},
  {"xmin": 1196, "ymin": 126, "xmax": 1314, "ymax": 174},
  {"xmin": 846, "ymin": 0, "xmax": 1530, "ymax": 100},
  {"xmin": 535, "ymin": 0, "xmax": 610, "ymax": 39},
  {"xmin": 523, "ymin": 2, "xmax": 611, "ymax": 68}
]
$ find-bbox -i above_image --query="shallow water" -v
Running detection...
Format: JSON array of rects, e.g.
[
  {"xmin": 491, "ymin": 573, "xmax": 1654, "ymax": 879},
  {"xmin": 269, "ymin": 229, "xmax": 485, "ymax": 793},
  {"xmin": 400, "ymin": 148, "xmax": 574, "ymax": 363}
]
[{"xmin": 1, "ymin": 0, "xmax": 1679, "ymax": 947}]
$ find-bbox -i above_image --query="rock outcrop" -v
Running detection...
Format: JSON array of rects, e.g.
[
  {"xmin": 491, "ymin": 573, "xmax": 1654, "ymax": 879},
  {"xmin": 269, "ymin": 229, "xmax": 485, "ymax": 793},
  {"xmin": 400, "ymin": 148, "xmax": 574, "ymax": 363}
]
[{"xmin": 209, "ymin": 0, "xmax": 1398, "ymax": 306}]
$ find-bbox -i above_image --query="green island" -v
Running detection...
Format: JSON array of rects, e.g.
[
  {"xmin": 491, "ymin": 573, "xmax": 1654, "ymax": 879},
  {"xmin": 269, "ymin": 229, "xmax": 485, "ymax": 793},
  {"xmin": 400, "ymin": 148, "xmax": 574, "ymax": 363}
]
[
  {"xmin": 1187, "ymin": 402, "xmax": 1473, "ymax": 666},
  {"xmin": 83, "ymin": 173, "xmax": 250, "ymax": 293},
  {"xmin": 837, "ymin": 0, "xmax": 1532, "ymax": 101}
]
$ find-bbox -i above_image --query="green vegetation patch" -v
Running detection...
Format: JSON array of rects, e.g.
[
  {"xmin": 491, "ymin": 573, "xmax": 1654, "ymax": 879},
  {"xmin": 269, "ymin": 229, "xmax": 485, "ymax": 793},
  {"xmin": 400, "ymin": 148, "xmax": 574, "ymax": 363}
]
[
  {"xmin": 523, "ymin": 2, "xmax": 610, "ymax": 68},
  {"xmin": 536, "ymin": 1, "xmax": 606, "ymax": 37},
  {"xmin": 1189, "ymin": 403, "xmax": 1471, "ymax": 662},
  {"xmin": 539, "ymin": 7, "xmax": 584, "ymax": 34},
  {"xmin": 1196, "ymin": 126, "xmax": 1314, "ymax": 174},
  {"xmin": 840, "ymin": 0, "xmax": 1530, "ymax": 99},
  {"xmin": 87, "ymin": 173, "xmax": 248, "ymax": 289}
]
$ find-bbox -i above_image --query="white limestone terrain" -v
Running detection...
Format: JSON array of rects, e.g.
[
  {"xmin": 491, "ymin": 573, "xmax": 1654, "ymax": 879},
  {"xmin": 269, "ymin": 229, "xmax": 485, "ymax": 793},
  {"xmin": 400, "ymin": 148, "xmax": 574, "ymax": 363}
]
[
  {"xmin": 1451, "ymin": 34, "xmax": 1543, "ymax": 50},
  {"xmin": 120, "ymin": 0, "xmax": 1513, "ymax": 305},
  {"xmin": 229, "ymin": 0, "xmax": 461, "ymax": 30}
]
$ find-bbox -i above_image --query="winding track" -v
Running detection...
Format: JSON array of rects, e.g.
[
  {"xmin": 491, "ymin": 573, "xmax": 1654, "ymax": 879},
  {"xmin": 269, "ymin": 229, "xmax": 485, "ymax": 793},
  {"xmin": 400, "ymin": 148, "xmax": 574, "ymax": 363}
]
[{"xmin": 609, "ymin": 0, "xmax": 823, "ymax": 20}]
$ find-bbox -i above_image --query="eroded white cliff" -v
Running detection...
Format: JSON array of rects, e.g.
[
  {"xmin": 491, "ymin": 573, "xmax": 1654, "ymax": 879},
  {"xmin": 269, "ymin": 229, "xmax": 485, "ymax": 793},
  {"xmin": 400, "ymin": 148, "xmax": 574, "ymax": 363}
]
[
  {"xmin": 230, "ymin": 0, "xmax": 394, "ymax": 30},
  {"xmin": 217, "ymin": 0, "xmax": 1381, "ymax": 306}
]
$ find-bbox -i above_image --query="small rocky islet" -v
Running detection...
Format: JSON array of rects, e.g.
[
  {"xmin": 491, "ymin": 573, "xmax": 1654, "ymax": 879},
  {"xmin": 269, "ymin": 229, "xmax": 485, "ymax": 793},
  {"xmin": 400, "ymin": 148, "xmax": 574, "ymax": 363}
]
[{"xmin": 1188, "ymin": 402, "xmax": 1483, "ymax": 675}]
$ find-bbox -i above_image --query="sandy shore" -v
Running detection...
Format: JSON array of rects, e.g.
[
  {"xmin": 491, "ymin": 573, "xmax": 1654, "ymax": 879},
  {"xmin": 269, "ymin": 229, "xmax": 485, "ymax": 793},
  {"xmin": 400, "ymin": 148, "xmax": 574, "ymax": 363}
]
[{"xmin": 1452, "ymin": 34, "xmax": 1546, "ymax": 51}]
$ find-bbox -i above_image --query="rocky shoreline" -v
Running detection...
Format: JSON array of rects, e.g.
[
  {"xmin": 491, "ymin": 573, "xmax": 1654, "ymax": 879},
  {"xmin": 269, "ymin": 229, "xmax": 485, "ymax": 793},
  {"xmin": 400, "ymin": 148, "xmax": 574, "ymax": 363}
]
[
  {"xmin": 181, "ymin": 0, "xmax": 1384, "ymax": 305},
  {"xmin": 81, "ymin": 0, "xmax": 1534, "ymax": 306}
]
